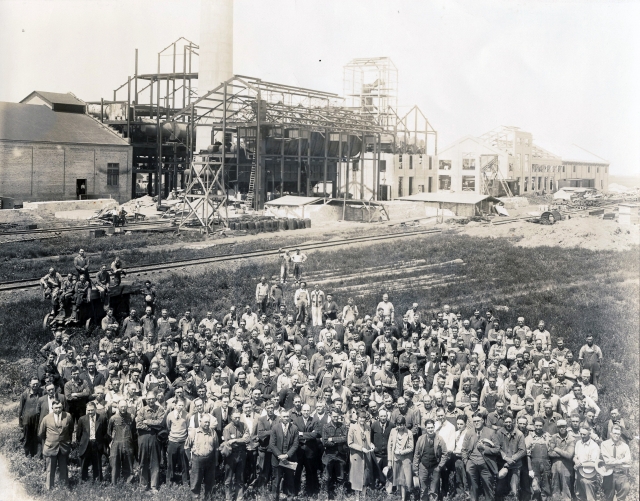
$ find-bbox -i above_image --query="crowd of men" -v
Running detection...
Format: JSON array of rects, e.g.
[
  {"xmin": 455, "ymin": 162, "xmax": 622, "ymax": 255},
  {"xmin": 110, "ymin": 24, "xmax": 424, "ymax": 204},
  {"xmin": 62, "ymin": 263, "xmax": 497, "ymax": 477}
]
[{"xmin": 21, "ymin": 252, "xmax": 634, "ymax": 501}]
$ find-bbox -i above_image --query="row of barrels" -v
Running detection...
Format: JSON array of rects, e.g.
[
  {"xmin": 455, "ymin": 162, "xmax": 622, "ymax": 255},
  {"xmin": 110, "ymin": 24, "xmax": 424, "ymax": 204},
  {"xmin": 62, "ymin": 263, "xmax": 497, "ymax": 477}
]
[{"xmin": 227, "ymin": 218, "xmax": 311, "ymax": 232}]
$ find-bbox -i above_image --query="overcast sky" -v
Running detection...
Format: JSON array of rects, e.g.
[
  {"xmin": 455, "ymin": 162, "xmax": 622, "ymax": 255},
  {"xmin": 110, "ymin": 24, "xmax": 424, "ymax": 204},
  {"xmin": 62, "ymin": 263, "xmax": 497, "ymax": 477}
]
[{"xmin": 1, "ymin": 0, "xmax": 638, "ymax": 176}]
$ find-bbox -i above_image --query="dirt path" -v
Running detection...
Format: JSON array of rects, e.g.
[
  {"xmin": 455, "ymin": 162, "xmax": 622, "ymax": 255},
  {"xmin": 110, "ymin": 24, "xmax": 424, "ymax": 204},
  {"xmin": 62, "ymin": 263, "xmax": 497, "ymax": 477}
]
[
  {"xmin": 0, "ymin": 452, "xmax": 33, "ymax": 501},
  {"xmin": 0, "ymin": 404, "xmax": 33, "ymax": 501}
]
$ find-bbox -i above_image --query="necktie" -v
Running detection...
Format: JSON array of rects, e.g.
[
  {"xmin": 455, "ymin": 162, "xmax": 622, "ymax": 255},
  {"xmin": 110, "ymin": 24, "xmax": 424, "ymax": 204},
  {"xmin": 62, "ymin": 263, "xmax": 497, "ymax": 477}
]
[{"xmin": 613, "ymin": 444, "xmax": 617, "ymax": 458}]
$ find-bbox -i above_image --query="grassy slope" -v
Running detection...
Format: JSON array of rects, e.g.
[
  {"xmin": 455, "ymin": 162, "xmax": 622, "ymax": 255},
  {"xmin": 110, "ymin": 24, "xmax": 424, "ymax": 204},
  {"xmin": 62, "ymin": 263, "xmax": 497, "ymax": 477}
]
[{"xmin": 0, "ymin": 233, "xmax": 637, "ymax": 500}]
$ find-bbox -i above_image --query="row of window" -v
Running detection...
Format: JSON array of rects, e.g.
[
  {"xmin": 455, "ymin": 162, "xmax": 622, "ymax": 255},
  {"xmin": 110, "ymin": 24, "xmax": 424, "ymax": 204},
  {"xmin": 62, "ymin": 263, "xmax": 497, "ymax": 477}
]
[
  {"xmin": 398, "ymin": 155, "xmax": 432, "ymax": 170},
  {"xmin": 532, "ymin": 164, "xmax": 564, "ymax": 173},
  {"xmin": 434, "ymin": 159, "xmax": 608, "ymax": 177}
]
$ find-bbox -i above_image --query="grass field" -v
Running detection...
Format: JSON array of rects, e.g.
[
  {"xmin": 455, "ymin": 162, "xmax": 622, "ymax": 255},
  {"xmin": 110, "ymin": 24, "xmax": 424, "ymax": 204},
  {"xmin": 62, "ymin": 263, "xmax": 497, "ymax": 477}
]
[
  {"xmin": 0, "ymin": 232, "xmax": 637, "ymax": 500},
  {"xmin": 0, "ymin": 224, "xmax": 410, "ymax": 281}
]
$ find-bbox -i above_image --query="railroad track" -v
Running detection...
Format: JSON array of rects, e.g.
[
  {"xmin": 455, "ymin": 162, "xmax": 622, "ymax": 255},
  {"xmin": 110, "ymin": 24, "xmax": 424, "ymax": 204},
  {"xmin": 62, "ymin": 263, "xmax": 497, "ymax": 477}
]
[
  {"xmin": 0, "ymin": 219, "xmax": 172, "ymax": 238},
  {"xmin": 0, "ymin": 228, "xmax": 443, "ymax": 293}
]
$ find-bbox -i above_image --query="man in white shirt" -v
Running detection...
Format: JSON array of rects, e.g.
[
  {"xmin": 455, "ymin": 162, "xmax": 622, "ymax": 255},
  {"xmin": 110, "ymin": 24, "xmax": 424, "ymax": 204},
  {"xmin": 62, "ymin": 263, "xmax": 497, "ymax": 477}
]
[
  {"xmin": 435, "ymin": 406, "xmax": 456, "ymax": 451},
  {"xmin": 560, "ymin": 385, "xmax": 600, "ymax": 417},
  {"xmin": 290, "ymin": 249, "xmax": 307, "ymax": 282},
  {"xmin": 294, "ymin": 282, "xmax": 310, "ymax": 324},
  {"xmin": 189, "ymin": 398, "xmax": 216, "ymax": 430},
  {"xmin": 241, "ymin": 400, "xmax": 261, "ymax": 486},
  {"xmin": 309, "ymin": 284, "xmax": 325, "ymax": 327},
  {"xmin": 376, "ymin": 294, "xmax": 394, "ymax": 322},
  {"xmin": 442, "ymin": 414, "xmax": 469, "ymax": 498},
  {"xmin": 600, "ymin": 424, "xmax": 631, "ymax": 501},
  {"xmin": 442, "ymin": 304, "xmax": 457, "ymax": 327},
  {"xmin": 579, "ymin": 370, "xmax": 598, "ymax": 402},
  {"xmin": 199, "ymin": 312, "xmax": 217, "ymax": 333},
  {"xmin": 241, "ymin": 306, "xmax": 259, "ymax": 332},
  {"xmin": 533, "ymin": 320, "xmax": 551, "ymax": 350},
  {"xmin": 573, "ymin": 425, "xmax": 601, "ymax": 501}
]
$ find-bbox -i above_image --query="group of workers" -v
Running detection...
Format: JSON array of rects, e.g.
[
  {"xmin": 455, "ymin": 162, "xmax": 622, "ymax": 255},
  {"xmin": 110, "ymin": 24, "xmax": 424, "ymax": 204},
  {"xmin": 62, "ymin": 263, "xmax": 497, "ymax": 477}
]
[
  {"xmin": 21, "ymin": 250, "xmax": 632, "ymax": 501},
  {"xmin": 39, "ymin": 249, "xmax": 129, "ymax": 323}
]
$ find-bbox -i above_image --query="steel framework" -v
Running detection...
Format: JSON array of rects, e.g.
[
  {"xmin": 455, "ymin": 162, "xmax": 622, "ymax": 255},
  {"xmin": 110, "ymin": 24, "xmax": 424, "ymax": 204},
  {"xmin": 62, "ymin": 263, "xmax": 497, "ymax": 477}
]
[
  {"xmin": 87, "ymin": 42, "xmax": 439, "ymax": 231},
  {"xmin": 344, "ymin": 57, "xmax": 398, "ymax": 129},
  {"xmin": 86, "ymin": 38, "xmax": 199, "ymax": 203},
  {"xmin": 166, "ymin": 75, "xmax": 388, "ymax": 229}
]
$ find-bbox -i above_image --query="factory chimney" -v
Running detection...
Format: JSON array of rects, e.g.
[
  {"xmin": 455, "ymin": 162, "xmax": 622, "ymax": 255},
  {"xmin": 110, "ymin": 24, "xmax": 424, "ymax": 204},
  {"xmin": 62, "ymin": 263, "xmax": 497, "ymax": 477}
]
[{"xmin": 196, "ymin": 0, "xmax": 233, "ymax": 151}]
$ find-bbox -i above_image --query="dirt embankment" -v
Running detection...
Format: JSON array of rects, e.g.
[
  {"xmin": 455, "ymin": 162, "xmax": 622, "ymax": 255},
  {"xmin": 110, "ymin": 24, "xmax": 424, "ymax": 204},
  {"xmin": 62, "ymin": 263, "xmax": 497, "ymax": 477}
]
[{"xmin": 460, "ymin": 215, "xmax": 639, "ymax": 251}]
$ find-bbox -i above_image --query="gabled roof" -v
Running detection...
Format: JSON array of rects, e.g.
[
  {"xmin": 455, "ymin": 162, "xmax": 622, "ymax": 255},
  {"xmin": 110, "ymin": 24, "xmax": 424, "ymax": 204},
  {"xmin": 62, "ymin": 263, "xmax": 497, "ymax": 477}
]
[
  {"xmin": 438, "ymin": 135, "xmax": 507, "ymax": 157},
  {"xmin": 0, "ymin": 102, "xmax": 129, "ymax": 146},
  {"xmin": 265, "ymin": 195, "xmax": 324, "ymax": 206},
  {"xmin": 558, "ymin": 144, "xmax": 609, "ymax": 164},
  {"xmin": 20, "ymin": 91, "xmax": 86, "ymax": 107},
  {"xmin": 398, "ymin": 192, "xmax": 501, "ymax": 204}
]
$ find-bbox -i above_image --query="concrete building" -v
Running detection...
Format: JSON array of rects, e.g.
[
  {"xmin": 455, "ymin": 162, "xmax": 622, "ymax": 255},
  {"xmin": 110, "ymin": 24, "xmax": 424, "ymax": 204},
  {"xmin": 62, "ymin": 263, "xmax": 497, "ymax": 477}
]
[
  {"xmin": 0, "ymin": 91, "xmax": 132, "ymax": 204},
  {"xmin": 437, "ymin": 126, "xmax": 608, "ymax": 196},
  {"xmin": 356, "ymin": 152, "xmax": 438, "ymax": 201},
  {"xmin": 556, "ymin": 144, "xmax": 610, "ymax": 191}
]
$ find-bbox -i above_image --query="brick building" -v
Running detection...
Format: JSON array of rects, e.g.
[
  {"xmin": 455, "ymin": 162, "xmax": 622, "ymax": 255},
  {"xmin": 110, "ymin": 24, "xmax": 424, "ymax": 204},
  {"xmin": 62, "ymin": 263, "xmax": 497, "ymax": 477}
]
[{"xmin": 0, "ymin": 91, "xmax": 132, "ymax": 204}]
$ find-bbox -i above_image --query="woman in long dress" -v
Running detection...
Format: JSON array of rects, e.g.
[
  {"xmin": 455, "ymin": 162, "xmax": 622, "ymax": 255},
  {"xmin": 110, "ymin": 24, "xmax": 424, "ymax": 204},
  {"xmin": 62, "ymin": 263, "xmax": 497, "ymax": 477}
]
[
  {"xmin": 348, "ymin": 411, "xmax": 374, "ymax": 501},
  {"xmin": 387, "ymin": 415, "xmax": 415, "ymax": 501}
]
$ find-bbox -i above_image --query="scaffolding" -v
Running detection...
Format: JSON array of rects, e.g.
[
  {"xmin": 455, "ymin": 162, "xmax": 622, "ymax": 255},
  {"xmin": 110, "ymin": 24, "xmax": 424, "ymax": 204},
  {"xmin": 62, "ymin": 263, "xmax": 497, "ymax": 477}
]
[
  {"xmin": 85, "ymin": 38, "xmax": 199, "ymax": 203},
  {"xmin": 179, "ymin": 153, "xmax": 228, "ymax": 231},
  {"xmin": 344, "ymin": 57, "xmax": 398, "ymax": 129},
  {"xmin": 480, "ymin": 154, "xmax": 513, "ymax": 197}
]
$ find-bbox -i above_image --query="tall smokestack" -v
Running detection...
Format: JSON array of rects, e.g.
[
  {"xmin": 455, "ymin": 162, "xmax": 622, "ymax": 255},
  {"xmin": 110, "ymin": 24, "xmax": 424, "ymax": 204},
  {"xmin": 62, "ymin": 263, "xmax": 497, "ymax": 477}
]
[{"xmin": 197, "ymin": 0, "xmax": 233, "ymax": 151}]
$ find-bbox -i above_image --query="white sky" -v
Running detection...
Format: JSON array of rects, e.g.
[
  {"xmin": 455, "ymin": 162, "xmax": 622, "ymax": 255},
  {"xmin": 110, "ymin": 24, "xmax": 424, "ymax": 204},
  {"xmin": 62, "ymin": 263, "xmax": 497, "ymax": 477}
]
[{"xmin": 1, "ymin": 0, "xmax": 638, "ymax": 175}]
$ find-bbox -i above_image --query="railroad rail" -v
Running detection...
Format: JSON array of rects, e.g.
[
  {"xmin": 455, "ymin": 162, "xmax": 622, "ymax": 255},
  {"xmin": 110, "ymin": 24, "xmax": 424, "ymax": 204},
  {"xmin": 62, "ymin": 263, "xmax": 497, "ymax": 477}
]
[
  {"xmin": 0, "ymin": 219, "xmax": 173, "ymax": 237},
  {"xmin": 0, "ymin": 228, "xmax": 443, "ymax": 293}
]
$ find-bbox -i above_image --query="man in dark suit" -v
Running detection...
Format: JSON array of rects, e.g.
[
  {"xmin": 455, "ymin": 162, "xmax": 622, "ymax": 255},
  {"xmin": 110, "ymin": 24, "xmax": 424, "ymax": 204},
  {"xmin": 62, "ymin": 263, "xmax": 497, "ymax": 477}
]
[
  {"xmin": 36, "ymin": 384, "xmax": 68, "ymax": 458},
  {"xmin": 256, "ymin": 400, "xmax": 278, "ymax": 489},
  {"xmin": 81, "ymin": 359, "xmax": 106, "ymax": 394},
  {"xmin": 370, "ymin": 407, "xmax": 393, "ymax": 475},
  {"xmin": 269, "ymin": 409, "xmax": 300, "ymax": 501},
  {"xmin": 19, "ymin": 378, "xmax": 43, "ymax": 457},
  {"xmin": 212, "ymin": 396, "xmax": 231, "ymax": 441},
  {"xmin": 38, "ymin": 400, "xmax": 73, "ymax": 490},
  {"xmin": 292, "ymin": 404, "xmax": 321, "ymax": 496},
  {"xmin": 76, "ymin": 401, "xmax": 108, "ymax": 481},
  {"xmin": 461, "ymin": 414, "xmax": 500, "ymax": 500}
]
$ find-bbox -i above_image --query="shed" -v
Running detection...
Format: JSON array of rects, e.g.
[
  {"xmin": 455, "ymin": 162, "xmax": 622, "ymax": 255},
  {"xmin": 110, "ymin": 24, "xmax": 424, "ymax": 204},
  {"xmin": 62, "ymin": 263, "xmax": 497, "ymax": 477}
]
[
  {"xmin": 264, "ymin": 196, "xmax": 324, "ymax": 218},
  {"xmin": 397, "ymin": 192, "xmax": 502, "ymax": 217},
  {"xmin": 264, "ymin": 196, "xmax": 389, "ymax": 224}
]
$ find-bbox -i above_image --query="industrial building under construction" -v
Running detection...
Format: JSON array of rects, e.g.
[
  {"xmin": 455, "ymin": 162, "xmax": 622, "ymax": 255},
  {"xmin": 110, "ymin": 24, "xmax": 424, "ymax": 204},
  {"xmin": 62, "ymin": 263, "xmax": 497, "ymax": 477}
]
[{"xmin": 0, "ymin": 0, "xmax": 609, "ymax": 231}]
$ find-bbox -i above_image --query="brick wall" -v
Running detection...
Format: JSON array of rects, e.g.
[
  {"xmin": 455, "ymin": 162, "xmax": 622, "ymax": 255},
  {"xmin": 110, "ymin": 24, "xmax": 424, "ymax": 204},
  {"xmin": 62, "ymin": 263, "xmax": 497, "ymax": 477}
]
[{"xmin": 0, "ymin": 141, "xmax": 131, "ymax": 203}]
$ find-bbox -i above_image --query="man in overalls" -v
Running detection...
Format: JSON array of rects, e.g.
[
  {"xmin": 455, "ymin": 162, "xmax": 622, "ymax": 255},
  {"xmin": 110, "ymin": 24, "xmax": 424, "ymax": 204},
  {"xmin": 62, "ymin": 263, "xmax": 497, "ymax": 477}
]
[
  {"xmin": 525, "ymin": 417, "xmax": 552, "ymax": 500},
  {"xmin": 578, "ymin": 336, "xmax": 602, "ymax": 386}
]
